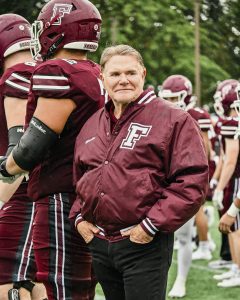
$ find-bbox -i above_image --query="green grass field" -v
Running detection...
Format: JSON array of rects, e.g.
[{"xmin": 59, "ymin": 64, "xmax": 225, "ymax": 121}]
[{"xmin": 94, "ymin": 204, "xmax": 240, "ymax": 300}]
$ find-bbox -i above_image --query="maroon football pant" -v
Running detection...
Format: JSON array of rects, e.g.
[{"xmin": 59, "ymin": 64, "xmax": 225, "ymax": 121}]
[
  {"xmin": 32, "ymin": 193, "xmax": 96, "ymax": 300},
  {"xmin": 0, "ymin": 198, "xmax": 36, "ymax": 284}
]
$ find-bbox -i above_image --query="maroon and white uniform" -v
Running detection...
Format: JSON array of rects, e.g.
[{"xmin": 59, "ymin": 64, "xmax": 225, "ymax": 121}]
[
  {"xmin": 25, "ymin": 58, "xmax": 104, "ymax": 300},
  {"xmin": 70, "ymin": 89, "xmax": 208, "ymax": 241},
  {"xmin": 188, "ymin": 107, "xmax": 213, "ymax": 199},
  {"xmin": 0, "ymin": 62, "xmax": 37, "ymax": 284},
  {"xmin": 220, "ymin": 117, "xmax": 240, "ymax": 228},
  {"xmin": 187, "ymin": 107, "xmax": 212, "ymax": 133}
]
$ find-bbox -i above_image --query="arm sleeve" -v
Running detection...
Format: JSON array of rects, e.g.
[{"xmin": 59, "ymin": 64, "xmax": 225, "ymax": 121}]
[
  {"xmin": 2, "ymin": 63, "xmax": 34, "ymax": 99},
  {"xmin": 141, "ymin": 114, "xmax": 209, "ymax": 235},
  {"xmin": 31, "ymin": 62, "xmax": 73, "ymax": 99},
  {"xmin": 220, "ymin": 119, "xmax": 238, "ymax": 140}
]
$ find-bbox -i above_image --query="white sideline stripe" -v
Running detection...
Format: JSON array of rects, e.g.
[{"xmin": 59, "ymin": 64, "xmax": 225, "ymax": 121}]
[
  {"xmin": 6, "ymin": 79, "xmax": 29, "ymax": 92},
  {"xmin": 12, "ymin": 72, "xmax": 31, "ymax": 83},
  {"xmin": 32, "ymin": 85, "xmax": 70, "ymax": 90},
  {"xmin": 172, "ymin": 259, "xmax": 222, "ymax": 273},
  {"xmin": 221, "ymin": 131, "xmax": 236, "ymax": 135},
  {"xmin": 33, "ymin": 75, "xmax": 68, "ymax": 80}
]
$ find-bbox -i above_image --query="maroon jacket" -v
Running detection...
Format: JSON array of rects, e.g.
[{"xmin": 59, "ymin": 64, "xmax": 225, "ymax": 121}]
[{"xmin": 70, "ymin": 89, "xmax": 208, "ymax": 240}]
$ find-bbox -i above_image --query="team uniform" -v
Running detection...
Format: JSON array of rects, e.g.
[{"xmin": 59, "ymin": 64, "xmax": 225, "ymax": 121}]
[
  {"xmin": 187, "ymin": 107, "xmax": 212, "ymax": 133},
  {"xmin": 220, "ymin": 117, "xmax": 240, "ymax": 227},
  {"xmin": 0, "ymin": 62, "xmax": 36, "ymax": 284},
  {"xmin": 70, "ymin": 89, "xmax": 208, "ymax": 300},
  {"xmin": 25, "ymin": 58, "xmax": 104, "ymax": 300},
  {"xmin": 188, "ymin": 107, "xmax": 212, "ymax": 194}
]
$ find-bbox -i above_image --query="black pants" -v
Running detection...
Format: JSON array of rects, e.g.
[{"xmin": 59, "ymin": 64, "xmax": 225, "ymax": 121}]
[{"xmin": 88, "ymin": 233, "xmax": 174, "ymax": 300}]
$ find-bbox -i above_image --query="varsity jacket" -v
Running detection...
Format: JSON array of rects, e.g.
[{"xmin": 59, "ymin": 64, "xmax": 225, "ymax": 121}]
[{"xmin": 70, "ymin": 89, "xmax": 208, "ymax": 240}]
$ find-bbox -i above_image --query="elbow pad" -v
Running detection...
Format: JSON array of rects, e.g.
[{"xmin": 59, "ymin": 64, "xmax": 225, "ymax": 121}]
[
  {"xmin": 6, "ymin": 126, "xmax": 24, "ymax": 156},
  {"xmin": 12, "ymin": 117, "xmax": 59, "ymax": 171}
]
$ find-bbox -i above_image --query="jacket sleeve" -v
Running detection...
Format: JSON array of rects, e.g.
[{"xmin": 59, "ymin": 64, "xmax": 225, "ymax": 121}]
[{"xmin": 140, "ymin": 114, "xmax": 209, "ymax": 236}]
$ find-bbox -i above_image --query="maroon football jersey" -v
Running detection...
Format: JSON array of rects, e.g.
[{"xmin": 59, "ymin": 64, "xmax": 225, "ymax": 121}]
[
  {"xmin": 220, "ymin": 117, "xmax": 240, "ymax": 178},
  {"xmin": 0, "ymin": 62, "xmax": 36, "ymax": 199},
  {"xmin": 26, "ymin": 58, "xmax": 105, "ymax": 201},
  {"xmin": 187, "ymin": 107, "xmax": 212, "ymax": 132}
]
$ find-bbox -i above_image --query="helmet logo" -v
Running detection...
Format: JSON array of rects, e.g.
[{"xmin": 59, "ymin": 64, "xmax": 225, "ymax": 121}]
[
  {"xmin": 19, "ymin": 25, "xmax": 25, "ymax": 31},
  {"xmin": 51, "ymin": 4, "xmax": 73, "ymax": 25},
  {"xmin": 184, "ymin": 80, "xmax": 192, "ymax": 94},
  {"xmin": 94, "ymin": 24, "xmax": 99, "ymax": 31},
  {"xmin": 222, "ymin": 84, "xmax": 232, "ymax": 99}
]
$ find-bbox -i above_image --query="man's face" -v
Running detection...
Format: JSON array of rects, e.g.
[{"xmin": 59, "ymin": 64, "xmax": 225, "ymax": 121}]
[{"xmin": 101, "ymin": 55, "xmax": 146, "ymax": 106}]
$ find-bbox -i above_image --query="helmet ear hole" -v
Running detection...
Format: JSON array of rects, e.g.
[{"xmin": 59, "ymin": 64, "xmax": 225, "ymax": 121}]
[{"xmin": 47, "ymin": 32, "xmax": 58, "ymax": 39}]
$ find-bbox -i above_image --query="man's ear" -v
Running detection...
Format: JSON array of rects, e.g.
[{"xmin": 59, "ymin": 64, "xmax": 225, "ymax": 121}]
[{"xmin": 143, "ymin": 68, "xmax": 147, "ymax": 79}]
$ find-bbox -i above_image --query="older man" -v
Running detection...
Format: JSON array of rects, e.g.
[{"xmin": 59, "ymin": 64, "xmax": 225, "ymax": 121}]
[{"xmin": 70, "ymin": 44, "xmax": 208, "ymax": 300}]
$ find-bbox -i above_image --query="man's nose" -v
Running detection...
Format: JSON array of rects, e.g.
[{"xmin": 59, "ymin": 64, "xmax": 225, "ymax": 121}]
[{"xmin": 119, "ymin": 74, "xmax": 129, "ymax": 84}]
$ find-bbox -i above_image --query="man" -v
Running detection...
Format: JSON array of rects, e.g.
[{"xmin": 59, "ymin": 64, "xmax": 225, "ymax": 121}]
[
  {"xmin": 159, "ymin": 74, "xmax": 212, "ymax": 298},
  {"xmin": 0, "ymin": 13, "xmax": 47, "ymax": 300},
  {"xmin": 70, "ymin": 44, "xmax": 208, "ymax": 300},
  {"xmin": 0, "ymin": 1, "xmax": 104, "ymax": 299},
  {"xmin": 212, "ymin": 80, "xmax": 240, "ymax": 287}
]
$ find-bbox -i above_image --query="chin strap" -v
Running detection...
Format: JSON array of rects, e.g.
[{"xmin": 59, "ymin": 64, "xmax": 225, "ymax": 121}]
[{"xmin": 8, "ymin": 281, "xmax": 35, "ymax": 300}]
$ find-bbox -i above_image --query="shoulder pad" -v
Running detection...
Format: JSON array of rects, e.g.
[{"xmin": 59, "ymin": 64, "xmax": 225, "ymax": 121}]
[
  {"xmin": 188, "ymin": 108, "xmax": 211, "ymax": 131},
  {"xmin": 221, "ymin": 118, "xmax": 239, "ymax": 139},
  {"xmin": 1, "ymin": 62, "xmax": 35, "ymax": 99},
  {"xmin": 32, "ymin": 60, "xmax": 71, "ymax": 99}
]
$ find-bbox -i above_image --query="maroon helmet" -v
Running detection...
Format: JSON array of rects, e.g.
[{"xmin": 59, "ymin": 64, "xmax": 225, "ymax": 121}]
[
  {"xmin": 159, "ymin": 74, "xmax": 196, "ymax": 110},
  {"xmin": 0, "ymin": 14, "xmax": 31, "ymax": 69},
  {"xmin": 213, "ymin": 79, "xmax": 239, "ymax": 116},
  {"xmin": 31, "ymin": 0, "xmax": 102, "ymax": 60}
]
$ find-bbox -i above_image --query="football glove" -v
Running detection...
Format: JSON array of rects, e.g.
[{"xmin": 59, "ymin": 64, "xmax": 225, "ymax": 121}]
[{"xmin": 212, "ymin": 190, "xmax": 224, "ymax": 210}]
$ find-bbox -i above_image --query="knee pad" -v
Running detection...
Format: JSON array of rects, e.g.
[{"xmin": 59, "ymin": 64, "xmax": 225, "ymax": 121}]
[{"xmin": 8, "ymin": 281, "xmax": 35, "ymax": 300}]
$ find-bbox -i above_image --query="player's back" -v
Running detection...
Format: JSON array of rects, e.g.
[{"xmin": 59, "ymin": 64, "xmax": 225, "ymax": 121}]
[{"xmin": 26, "ymin": 58, "xmax": 105, "ymax": 201}]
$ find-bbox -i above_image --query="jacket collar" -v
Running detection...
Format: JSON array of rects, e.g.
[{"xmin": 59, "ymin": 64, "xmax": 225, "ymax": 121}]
[{"xmin": 105, "ymin": 88, "xmax": 157, "ymax": 115}]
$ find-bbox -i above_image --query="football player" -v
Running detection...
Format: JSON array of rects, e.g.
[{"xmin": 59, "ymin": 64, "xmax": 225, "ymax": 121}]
[
  {"xmin": 212, "ymin": 80, "xmax": 240, "ymax": 287},
  {"xmin": 159, "ymin": 74, "xmax": 212, "ymax": 298},
  {"xmin": 0, "ymin": 1, "xmax": 104, "ymax": 299},
  {"xmin": 0, "ymin": 13, "xmax": 47, "ymax": 300}
]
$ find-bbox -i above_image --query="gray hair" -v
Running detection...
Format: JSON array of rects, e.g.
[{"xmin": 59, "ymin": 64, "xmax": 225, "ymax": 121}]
[{"xmin": 100, "ymin": 44, "xmax": 145, "ymax": 70}]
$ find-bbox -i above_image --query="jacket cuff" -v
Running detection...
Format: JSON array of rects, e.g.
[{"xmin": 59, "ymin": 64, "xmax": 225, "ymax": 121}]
[
  {"xmin": 75, "ymin": 213, "xmax": 84, "ymax": 228},
  {"xmin": 140, "ymin": 218, "xmax": 159, "ymax": 237}
]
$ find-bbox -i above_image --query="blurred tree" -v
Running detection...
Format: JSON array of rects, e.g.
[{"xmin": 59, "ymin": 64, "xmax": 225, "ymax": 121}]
[
  {"xmin": 0, "ymin": 0, "xmax": 46, "ymax": 22},
  {"xmin": 0, "ymin": 0, "xmax": 238, "ymax": 105}
]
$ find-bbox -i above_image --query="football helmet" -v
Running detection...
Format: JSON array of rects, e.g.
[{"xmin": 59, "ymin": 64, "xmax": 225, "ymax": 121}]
[
  {"xmin": 159, "ymin": 75, "xmax": 196, "ymax": 110},
  {"xmin": 0, "ymin": 14, "xmax": 31, "ymax": 69},
  {"xmin": 232, "ymin": 83, "xmax": 240, "ymax": 117},
  {"xmin": 213, "ymin": 79, "xmax": 239, "ymax": 117},
  {"xmin": 31, "ymin": 0, "xmax": 102, "ymax": 60}
]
